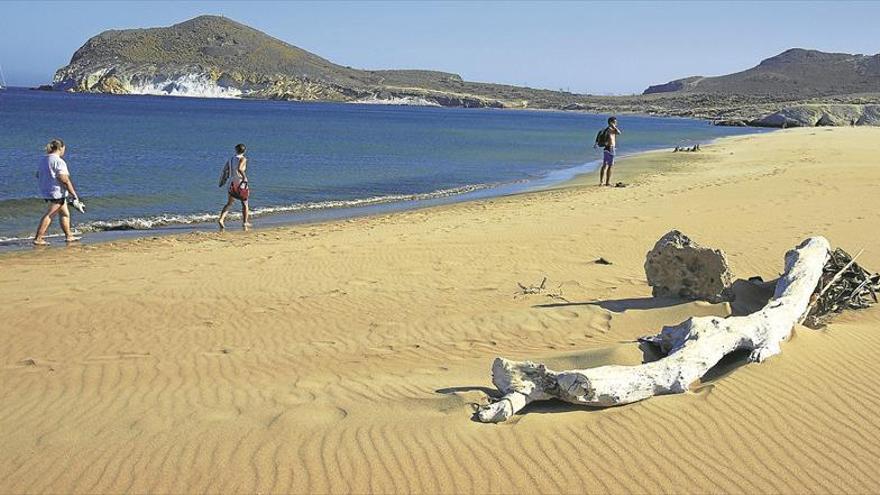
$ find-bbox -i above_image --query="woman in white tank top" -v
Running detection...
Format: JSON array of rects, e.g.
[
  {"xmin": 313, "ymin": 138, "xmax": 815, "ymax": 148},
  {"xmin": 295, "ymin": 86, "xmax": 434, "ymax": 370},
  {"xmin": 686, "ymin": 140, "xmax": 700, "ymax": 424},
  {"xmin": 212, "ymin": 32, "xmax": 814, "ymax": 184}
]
[{"xmin": 228, "ymin": 154, "xmax": 244, "ymax": 186}]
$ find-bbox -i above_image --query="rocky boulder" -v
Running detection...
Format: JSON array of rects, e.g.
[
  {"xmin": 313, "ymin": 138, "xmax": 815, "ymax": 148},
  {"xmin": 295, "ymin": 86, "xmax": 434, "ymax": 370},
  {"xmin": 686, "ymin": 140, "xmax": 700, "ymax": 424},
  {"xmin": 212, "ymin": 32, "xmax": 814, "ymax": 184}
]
[
  {"xmin": 751, "ymin": 104, "xmax": 880, "ymax": 127},
  {"xmin": 714, "ymin": 119, "xmax": 749, "ymax": 127},
  {"xmin": 857, "ymin": 105, "xmax": 880, "ymax": 125},
  {"xmin": 644, "ymin": 230, "xmax": 734, "ymax": 303}
]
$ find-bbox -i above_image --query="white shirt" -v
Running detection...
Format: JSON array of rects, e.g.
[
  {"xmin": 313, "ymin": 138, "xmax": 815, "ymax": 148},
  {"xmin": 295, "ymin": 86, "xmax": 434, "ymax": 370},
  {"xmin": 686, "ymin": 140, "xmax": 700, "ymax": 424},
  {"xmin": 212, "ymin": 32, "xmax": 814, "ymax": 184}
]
[
  {"xmin": 37, "ymin": 154, "xmax": 69, "ymax": 199},
  {"xmin": 228, "ymin": 154, "xmax": 245, "ymax": 186}
]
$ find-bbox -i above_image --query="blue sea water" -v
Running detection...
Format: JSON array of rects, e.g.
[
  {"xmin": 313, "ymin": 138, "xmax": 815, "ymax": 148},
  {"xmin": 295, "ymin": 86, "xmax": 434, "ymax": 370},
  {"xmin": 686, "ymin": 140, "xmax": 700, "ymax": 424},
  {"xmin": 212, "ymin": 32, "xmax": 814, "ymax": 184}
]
[{"xmin": 0, "ymin": 88, "xmax": 762, "ymax": 244}]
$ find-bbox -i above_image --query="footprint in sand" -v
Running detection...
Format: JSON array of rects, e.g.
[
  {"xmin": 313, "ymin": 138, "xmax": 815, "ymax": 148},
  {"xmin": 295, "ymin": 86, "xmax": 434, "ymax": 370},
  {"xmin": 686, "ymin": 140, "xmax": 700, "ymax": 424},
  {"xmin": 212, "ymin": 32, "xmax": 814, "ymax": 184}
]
[
  {"xmin": 205, "ymin": 346, "xmax": 251, "ymax": 356},
  {"xmin": 267, "ymin": 404, "xmax": 348, "ymax": 430},
  {"xmin": 278, "ymin": 390, "xmax": 318, "ymax": 407},
  {"xmin": 365, "ymin": 345, "xmax": 395, "ymax": 356},
  {"xmin": 544, "ymin": 309, "xmax": 580, "ymax": 322},
  {"xmin": 10, "ymin": 358, "xmax": 57, "ymax": 372},
  {"xmin": 86, "ymin": 352, "xmax": 152, "ymax": 362}
]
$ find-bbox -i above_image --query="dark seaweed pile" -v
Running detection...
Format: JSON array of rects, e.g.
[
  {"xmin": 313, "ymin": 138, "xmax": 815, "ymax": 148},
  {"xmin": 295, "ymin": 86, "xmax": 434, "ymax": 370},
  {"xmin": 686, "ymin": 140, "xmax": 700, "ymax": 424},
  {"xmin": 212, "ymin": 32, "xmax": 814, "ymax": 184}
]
[{"xmin": 804, "ymin": 248, "xmax": 880, "ymax": 328}]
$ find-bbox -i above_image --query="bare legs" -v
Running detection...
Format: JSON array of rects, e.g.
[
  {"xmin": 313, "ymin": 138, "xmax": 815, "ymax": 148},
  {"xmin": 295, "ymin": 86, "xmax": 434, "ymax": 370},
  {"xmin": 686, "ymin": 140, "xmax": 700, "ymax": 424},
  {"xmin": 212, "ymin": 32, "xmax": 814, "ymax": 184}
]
[
  {"xmin": 218, "ymin": 195, "xmax": 251, "ymax": 231},
  {"xmin": 58, "ymin": 203, "xmax": 75, "ymax": 240},
  {"xmin": 218, "ymin": 195, "xmax": 234, "ymax": 230},
  {"xmin": 34, "ymin": 201, "xmax": 78, "ymax": 245},
  {"xmin": 599, "ymin": 149, "xmax": 615, "ymax": 186},
  {"xmin": 599, "ymin": 163, "xmax": 613, "ymax": 186},
  {"xmin": 34, "ymin": 202, "xmax": 61, "ymax": 244}
]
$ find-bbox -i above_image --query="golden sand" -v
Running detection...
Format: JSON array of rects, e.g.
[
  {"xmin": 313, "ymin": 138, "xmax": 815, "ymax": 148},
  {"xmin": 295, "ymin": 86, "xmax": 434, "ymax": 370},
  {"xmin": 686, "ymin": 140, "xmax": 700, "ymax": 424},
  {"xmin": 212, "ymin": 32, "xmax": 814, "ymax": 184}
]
[{"xmin": 1, "ymin": 127, "xmax": 879, "ymax": 493}]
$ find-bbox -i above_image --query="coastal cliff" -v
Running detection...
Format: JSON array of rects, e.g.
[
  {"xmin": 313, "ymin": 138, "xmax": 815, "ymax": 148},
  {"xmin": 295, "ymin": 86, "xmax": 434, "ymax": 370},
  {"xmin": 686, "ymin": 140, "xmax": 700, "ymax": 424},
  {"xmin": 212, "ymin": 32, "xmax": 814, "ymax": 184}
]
[
  {"xmin": 53, "ymin": 16, "xmax": 880, "ymax": 127},
  {"xmin": 52, "ymin": 15, "xmax": 511, "ymax": 107}
]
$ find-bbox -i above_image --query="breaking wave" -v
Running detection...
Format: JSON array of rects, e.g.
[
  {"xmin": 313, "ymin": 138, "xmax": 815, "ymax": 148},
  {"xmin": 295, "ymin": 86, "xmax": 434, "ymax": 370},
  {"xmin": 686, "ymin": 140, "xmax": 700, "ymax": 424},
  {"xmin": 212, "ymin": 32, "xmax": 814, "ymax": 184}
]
[{"xmin": 0, "ymin": 183, "xmax": 500, "ymax": 242}]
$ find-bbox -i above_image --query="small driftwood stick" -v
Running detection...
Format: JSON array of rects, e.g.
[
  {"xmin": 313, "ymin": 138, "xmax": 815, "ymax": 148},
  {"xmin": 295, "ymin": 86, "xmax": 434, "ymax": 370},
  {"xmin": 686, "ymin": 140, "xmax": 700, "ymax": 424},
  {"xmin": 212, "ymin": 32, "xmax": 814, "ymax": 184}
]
[
  {"xmin": 476, "ymin": 237, "xmax": 830, "ymax": 423},
  {"xmin": 804, "ymin": 248, "xmax": 879, "ymax": 326},
  {"xmin": 815, "ymin": 249, "xmax": 863, "ymax": 299}
]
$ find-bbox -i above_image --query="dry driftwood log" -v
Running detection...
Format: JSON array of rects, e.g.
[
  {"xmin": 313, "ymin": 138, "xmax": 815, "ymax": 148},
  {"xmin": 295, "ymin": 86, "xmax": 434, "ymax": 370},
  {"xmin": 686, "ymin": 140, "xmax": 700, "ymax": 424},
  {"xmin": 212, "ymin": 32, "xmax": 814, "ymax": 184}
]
[{"xmin": 476, "ymin": 236, "xmax": 830, "ymax": 423}]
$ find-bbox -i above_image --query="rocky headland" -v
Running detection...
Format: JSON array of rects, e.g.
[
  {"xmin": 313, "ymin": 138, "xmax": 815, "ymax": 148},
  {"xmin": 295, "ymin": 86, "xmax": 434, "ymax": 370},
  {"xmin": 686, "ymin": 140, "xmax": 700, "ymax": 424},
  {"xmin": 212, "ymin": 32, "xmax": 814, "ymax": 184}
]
[{"xmin": 51, "ymin": 16, "xmax": 880, "ymax": 127}]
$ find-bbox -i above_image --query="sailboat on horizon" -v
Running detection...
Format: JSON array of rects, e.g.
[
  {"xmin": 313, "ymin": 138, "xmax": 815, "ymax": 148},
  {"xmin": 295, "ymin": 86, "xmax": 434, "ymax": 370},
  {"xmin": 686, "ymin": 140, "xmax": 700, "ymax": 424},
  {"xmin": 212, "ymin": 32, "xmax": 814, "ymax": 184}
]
[{"xmin": 0, "ymin": 63, "xmax": 7, "ymax": 90}]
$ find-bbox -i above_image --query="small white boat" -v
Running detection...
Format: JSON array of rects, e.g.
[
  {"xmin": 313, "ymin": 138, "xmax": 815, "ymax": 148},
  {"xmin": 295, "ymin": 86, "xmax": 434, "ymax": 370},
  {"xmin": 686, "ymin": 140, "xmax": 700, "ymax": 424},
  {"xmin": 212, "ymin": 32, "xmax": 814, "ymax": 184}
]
[{"xmin": 0, "ymin": 63, "xmax": 6, "ymax": 90}]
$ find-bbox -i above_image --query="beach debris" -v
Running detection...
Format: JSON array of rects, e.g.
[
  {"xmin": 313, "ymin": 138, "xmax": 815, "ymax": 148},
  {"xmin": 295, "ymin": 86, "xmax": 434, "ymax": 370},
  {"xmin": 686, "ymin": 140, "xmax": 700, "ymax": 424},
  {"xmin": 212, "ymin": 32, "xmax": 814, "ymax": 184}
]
[
  {"xmin": 475, "ymin": 236, "xmax": 830, "ymax": 423},
  {"xmin": 594, "ymin": 257, "xmax": 613, "ymax": 265},
  {"xmin": 515, "ymin": 277, "xmax": 568, "ymax": 302},
  {"xmin": 673, "ymin": 144, "xmax": 701, "ymax": 152},
  {"xmin": 804, "ymin": 248, "xmax": 879, "ymax": 328},
  {"xmin": 614, "ymin": 182, "xmax": 627, "ymax": 188},
  {"xmin": 644, "ymin": 230, "xmax": 734, "ymax": 303},
  {"xmin": 516, "ymin": 277, "xmax": 547, "ymax": 295}
]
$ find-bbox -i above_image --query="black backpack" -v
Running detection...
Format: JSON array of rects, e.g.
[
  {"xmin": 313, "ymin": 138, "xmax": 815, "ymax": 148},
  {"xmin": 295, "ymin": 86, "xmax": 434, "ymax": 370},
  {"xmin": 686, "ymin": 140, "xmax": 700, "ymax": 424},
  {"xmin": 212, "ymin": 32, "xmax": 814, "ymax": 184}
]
[{"xmin": 595, "ymin": 127, "xmax": 610, "ymax": 148}]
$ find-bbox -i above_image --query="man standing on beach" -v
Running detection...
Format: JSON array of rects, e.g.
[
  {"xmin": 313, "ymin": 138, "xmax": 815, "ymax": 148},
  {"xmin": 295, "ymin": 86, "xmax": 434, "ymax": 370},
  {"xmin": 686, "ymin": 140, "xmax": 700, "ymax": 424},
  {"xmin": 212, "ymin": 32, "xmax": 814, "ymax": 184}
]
[
  {"xmin": 218, "ymin": 143, "xmax": 251, "ymax": 230},
  {"xmin": 595, "ymin": 116, "xmax": 622, "ymax": 186}
]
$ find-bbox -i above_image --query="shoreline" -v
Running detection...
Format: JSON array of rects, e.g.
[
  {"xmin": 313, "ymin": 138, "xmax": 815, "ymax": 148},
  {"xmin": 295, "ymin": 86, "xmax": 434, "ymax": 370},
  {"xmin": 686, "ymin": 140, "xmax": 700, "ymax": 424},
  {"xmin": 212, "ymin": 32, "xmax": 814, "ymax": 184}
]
[
  {"xmin": 3, "ymin": 86, "xmax": 765, "ymax": 250},
  {"xmin": 0, "ymin": 163, "xmax": 588, "ymax": 251},
  {"xmin": 17, "ymin": 85, "xmax": 789, "ymax": 128},
  {"xmin": 0, "ymin": 134, "xmax": 755, "ymax": 253},
  {"xmin": 2, "ymin": 127, "xmax": 880, "ymax": 492}
]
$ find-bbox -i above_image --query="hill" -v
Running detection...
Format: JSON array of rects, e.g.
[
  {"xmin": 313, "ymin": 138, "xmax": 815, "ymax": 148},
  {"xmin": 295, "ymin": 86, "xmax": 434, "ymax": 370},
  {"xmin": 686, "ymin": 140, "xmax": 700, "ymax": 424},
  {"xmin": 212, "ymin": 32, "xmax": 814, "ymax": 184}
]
[
  {"xmin": 53, "ymin": 15, "xmax": 583, "ymax": 108},
  {"xmin": 52, "ymin": 17, "xmax": 880, "ymax": 127},
  {"xmin": 644, "ymin": 48, "xmax": 880, "ymax": 98}
]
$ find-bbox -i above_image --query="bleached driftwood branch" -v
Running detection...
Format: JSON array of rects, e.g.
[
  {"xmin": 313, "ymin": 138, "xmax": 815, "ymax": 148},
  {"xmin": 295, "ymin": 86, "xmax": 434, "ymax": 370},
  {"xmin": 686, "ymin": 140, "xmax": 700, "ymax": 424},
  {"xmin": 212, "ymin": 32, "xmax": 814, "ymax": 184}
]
[{"xmin": 476, "ymin": 236, "xmax": 830, "ymax": 423}]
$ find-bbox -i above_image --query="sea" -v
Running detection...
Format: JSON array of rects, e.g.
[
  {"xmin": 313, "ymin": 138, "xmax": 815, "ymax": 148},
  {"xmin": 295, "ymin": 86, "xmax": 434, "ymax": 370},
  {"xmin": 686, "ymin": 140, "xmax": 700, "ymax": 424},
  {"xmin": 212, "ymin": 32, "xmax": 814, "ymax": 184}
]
[{"xmin": 0, "ymin": 87, "xmax": 763, "ymax": 247}]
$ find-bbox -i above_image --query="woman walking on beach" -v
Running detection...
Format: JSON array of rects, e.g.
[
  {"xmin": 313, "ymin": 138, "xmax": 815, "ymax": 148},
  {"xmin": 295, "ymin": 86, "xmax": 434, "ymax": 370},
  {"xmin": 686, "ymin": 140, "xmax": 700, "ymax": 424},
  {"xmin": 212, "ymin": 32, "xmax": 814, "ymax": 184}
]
[
  {"xmin": 218, "ymin": 143, "xmax": 251, "ymax": 230},
  {"xmin": 33, "ymin": 139, "xmax": 85, "ymax": 245}
]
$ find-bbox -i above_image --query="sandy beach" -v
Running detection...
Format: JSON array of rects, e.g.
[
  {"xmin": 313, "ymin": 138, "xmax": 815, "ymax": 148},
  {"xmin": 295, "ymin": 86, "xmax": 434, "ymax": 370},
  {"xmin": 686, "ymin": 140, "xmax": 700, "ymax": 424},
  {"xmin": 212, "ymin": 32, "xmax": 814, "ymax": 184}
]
[{"xmin": 2, "ymin": 126, "xmax": 879, "ymax": 493}]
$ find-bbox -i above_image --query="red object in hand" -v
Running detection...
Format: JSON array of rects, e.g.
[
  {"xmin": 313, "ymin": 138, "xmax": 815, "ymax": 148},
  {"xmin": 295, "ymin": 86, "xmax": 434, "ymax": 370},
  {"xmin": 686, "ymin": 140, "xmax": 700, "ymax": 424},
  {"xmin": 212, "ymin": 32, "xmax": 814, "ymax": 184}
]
[{"xmin": 229, "ymin": 181, "xmax": 249, "ymax": 201}]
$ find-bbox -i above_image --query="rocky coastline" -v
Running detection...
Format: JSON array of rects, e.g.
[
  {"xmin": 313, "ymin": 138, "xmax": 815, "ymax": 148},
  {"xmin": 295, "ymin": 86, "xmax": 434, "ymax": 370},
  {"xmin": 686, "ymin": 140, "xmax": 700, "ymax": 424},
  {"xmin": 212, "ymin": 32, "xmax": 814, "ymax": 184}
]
[{"xmin": 48, "ymin": 16, "xmax": 880, "ymax": 128}]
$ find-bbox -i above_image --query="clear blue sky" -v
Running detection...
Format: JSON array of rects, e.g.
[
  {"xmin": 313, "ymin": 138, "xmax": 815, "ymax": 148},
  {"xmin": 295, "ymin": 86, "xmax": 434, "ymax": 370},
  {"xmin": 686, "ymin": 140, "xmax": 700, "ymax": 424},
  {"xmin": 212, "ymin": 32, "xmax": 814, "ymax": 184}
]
[{"xmin": 2, "ymin": 1, "xmax": 879, "ymax": 94}]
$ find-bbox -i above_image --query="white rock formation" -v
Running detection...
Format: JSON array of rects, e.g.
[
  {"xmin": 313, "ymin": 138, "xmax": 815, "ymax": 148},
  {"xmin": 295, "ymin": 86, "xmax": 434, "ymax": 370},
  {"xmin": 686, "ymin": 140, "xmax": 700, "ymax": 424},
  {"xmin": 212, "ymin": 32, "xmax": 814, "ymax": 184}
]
[
  {"xmin": 476, "ymin": 236, "xmax": 830, "ymax": 423},
  {"xmin": 128, "ymin": 73, "xmax": 242, "ymax": 98},
  {"xmin": 353, "ymin": 95, "xmax": 441, "ymax": 107}
]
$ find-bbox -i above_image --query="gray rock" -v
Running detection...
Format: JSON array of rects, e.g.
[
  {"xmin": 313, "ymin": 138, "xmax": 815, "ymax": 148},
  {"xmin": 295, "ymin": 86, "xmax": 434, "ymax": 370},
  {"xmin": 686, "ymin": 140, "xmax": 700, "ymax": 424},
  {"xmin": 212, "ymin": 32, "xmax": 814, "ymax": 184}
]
[
  {"xmin": 644, "ymin": 230, "xmax": 734, "ymax": 303},
  {"xmin": 752, "ymin": 104, "xmax": 880, "ymax": 127},
  {"xmin": 714, "ymin": 119, "xmax": 749, "ymax": 127},
  {"xmin": 857, "ymin": 105, "xmax": 880, "ymax": 125}
]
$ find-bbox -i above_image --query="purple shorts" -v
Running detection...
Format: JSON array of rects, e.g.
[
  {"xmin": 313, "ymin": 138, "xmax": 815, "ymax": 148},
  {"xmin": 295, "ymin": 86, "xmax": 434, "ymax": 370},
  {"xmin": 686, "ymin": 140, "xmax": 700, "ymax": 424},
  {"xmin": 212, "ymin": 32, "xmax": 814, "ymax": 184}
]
[{"xmin": 603, "ymin": 149, "xmax": 615, "ymax": 165}]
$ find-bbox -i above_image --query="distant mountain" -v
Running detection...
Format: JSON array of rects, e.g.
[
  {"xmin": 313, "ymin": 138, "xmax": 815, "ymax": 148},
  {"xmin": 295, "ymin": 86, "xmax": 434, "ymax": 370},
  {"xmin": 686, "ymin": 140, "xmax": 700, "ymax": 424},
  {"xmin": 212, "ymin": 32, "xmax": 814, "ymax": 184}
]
[
  {"xmin": 52, "ymin": 15, "xmax": 582, "ymax": 108},
  {"xmin": 644, "ymin": 49, "xmax": 880, "ymax": 98},
  {"xmin": 51, "ymin": 18, "xmax": 880, "ymax": 127}
]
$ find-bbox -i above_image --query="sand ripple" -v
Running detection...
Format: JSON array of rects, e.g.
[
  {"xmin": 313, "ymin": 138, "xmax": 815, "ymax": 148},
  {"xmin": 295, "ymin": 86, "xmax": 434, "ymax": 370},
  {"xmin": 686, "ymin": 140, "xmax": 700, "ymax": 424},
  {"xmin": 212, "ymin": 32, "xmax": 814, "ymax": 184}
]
[{"xmin": 2, "ymin": 128, "xmax": 880, "ymax": 493}]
